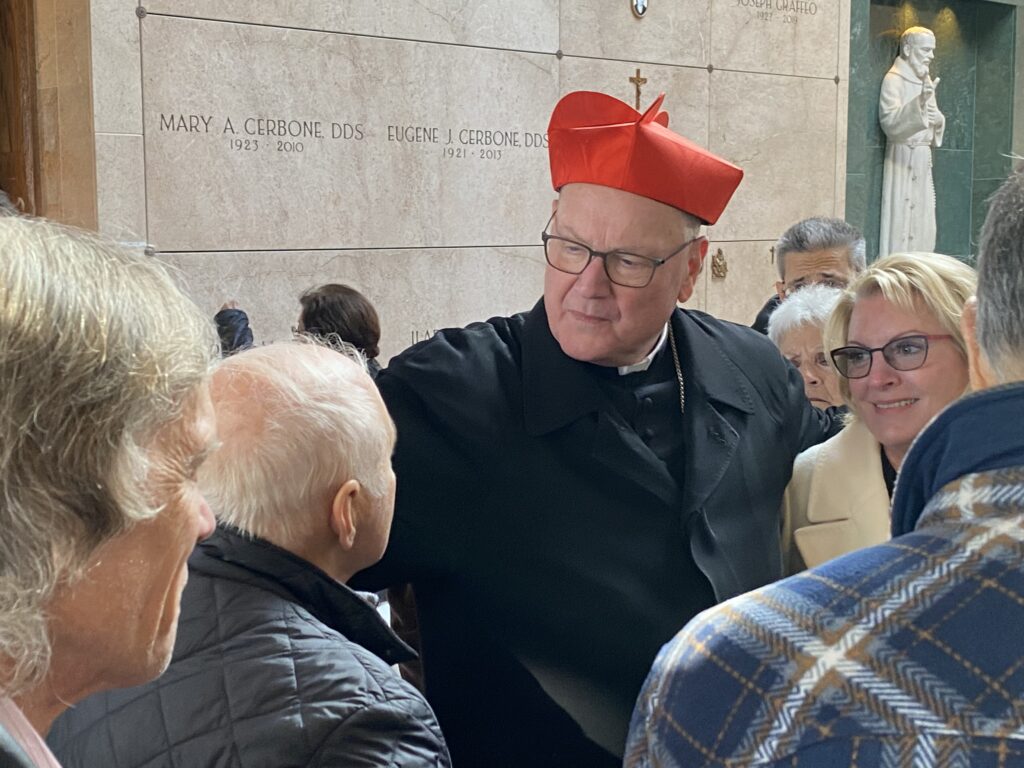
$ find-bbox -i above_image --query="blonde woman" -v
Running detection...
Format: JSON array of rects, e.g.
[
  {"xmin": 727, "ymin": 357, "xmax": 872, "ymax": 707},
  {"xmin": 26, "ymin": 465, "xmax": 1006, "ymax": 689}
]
[{"xmin": 783, "ymin": 252, "xmax": 976, "ymax": 572}]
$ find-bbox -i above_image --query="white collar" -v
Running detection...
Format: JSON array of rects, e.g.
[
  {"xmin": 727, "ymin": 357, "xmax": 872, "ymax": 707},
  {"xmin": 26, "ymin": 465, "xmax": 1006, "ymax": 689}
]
[{"xmin": 617, "ymin": 324, "xmax": 669, "ymax": 375}]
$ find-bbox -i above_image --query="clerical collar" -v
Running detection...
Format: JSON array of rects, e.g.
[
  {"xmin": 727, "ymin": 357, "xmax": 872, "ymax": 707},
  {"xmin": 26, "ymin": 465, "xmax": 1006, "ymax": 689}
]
[{"xmin": 617, "ymin": 324, "xmax": 669, "ymax": 375}]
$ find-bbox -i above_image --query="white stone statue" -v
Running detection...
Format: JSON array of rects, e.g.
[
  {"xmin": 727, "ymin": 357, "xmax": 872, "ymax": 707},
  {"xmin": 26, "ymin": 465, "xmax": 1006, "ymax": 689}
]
[{"xmin": 878, "ymin": 26, "xmax": 945, "ymax": 258}]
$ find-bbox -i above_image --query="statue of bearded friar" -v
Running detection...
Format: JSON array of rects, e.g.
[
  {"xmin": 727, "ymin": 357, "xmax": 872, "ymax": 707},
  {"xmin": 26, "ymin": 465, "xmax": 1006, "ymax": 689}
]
[{"xmin": 878, "ymin": 26, "xmax": 945, "ymax": 258}]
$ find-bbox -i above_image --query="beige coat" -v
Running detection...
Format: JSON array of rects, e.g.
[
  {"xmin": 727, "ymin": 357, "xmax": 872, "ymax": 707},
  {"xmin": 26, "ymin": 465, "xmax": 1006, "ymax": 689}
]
[{"xmin": 782, "ymin": 419, "xmax": 891, "ymax": 573}]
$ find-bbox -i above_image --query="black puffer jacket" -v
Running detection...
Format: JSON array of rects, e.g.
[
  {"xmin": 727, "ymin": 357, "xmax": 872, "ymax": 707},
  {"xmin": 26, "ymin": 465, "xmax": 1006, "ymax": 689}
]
[{"xmin": 49, "ymin": 526, "xmax": 450, "ymax": 768}]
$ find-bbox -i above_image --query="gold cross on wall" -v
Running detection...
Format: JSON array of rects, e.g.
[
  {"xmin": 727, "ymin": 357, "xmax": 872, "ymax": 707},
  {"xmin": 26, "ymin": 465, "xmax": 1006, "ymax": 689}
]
[{"xmin": 629, "ymin": 68, "xmax": 647, "ymax": 110}]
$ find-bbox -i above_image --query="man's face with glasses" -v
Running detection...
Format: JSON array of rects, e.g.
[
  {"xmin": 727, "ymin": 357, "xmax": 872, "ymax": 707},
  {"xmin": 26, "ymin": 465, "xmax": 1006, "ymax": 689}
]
[{"xmin": 542, "ymin": 183, "xmax": 705, "ymax": 367}]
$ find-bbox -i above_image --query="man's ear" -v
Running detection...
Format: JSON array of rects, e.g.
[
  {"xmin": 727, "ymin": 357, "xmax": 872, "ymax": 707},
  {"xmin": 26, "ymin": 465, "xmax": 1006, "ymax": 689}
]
[
  {"xmin": 551, "ymin": 198, "xmax": 558, "ymax": 215},
  {"xmin": 961, "ymin": 296, "xmax": 992, "ymax": 391},
  {"xmin": 676, "ymin": 238, "xmax": 708, "ymax": 304},
  {"xmin": 775, "ymin": 280, "xmax": 787, "ymax": 300},
  {"xmin": 329, "ymin": 479, "xmax": 361, "ymax": 551}
]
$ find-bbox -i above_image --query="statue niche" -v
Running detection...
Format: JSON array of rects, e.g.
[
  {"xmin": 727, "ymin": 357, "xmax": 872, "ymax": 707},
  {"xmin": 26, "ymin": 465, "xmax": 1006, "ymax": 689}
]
[{"xmin": 878, "ymin": 26, "xmax": 945, "ymax": 258}]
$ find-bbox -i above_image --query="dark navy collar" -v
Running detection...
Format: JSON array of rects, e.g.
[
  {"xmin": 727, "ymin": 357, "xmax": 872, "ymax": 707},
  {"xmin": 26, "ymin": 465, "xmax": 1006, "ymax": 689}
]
[{"xmin": 892, "ymin": 381, "xmax": 1024, "ymax": 536}]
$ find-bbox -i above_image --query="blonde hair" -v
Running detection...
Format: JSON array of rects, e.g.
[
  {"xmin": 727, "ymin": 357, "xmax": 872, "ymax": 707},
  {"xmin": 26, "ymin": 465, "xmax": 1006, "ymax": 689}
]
[
  {"xmin": 0, "ymin": 215, "xmax": 217, "ymax": 695},
  {"xmin": 823, "ymin": 252, "xmax": 977, "ymax": 406}
]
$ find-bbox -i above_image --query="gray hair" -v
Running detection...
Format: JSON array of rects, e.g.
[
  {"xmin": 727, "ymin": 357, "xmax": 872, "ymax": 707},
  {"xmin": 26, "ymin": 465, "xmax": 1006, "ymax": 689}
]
[
  {"xmin": 976, "ymin": 164, "xmax": 1024, "ymax": 382},
  {"xmin": 679, "ymin": 210, "xmax": 702, "ymax": 238},
  {"xmin": 199, "ymin": 341, "xmax": 395, "ymax": 548},
  {"xmin": 0, "ymin": 216, "xmax": 217, "ymax": 695},
  {"xmin": 775, "ymin": 217, "xmax": 867, "ymax": 280},
  {"xmin": 767, "ymin": 284, "xmax": 844, "ymax": 347}
]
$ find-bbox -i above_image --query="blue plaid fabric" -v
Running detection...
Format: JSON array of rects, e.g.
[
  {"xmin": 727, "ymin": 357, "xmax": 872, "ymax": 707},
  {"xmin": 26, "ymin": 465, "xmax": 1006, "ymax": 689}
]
[{"xmin": 625, "ymin": 466, "xmax": 1024, "ymax": 767}]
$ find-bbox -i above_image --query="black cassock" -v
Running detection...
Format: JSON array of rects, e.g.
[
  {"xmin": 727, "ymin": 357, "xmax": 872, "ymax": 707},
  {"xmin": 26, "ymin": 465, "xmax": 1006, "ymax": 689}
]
[{"xmin": 353, "ymin": 300, "xmax": 837, "ymax": 767}]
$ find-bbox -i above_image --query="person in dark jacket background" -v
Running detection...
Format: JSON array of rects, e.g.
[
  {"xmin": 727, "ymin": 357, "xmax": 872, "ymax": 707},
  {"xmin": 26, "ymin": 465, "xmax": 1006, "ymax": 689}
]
[
  {"xmin": 299, "ymin": 283, "xmax": 383, "ymax": 377},
  {"xmin": 49, "ymin": 342, "xmax": 450, "ymax": 768},
  {"xmin": 214, "ymin": 300, "xmax": 254, "ymax": 355}
]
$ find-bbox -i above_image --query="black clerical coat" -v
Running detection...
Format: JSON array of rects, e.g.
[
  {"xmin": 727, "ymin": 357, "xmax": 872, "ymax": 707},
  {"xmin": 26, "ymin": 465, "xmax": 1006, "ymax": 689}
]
[{"xmin": 354, "ymin": 300, "xmax": 835, "ymax": 767}]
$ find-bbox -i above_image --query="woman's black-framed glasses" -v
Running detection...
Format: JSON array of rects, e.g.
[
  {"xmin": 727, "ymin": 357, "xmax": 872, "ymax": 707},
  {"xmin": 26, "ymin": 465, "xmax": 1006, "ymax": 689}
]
[
  {"xmin": 541, "ymin": 213, "xmax": 697, "ymax": 289},
  {"xmin": 830, "ymin": 334, "xmax": 954, "ymax": 379}
]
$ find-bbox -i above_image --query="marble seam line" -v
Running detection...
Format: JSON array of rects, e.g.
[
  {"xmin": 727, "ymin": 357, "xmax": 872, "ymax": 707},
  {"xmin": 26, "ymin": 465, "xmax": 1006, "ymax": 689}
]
[
  {"xmin": 140, "ymin": 11, "xmax": 839, "ymax": 82},
  {"xmin": 143, "ymin": 10, "xmax": 554, "ymax": 58},
  {"xmin": 138, "ymin": 4, "xmax": 150, "ymax": 240}
]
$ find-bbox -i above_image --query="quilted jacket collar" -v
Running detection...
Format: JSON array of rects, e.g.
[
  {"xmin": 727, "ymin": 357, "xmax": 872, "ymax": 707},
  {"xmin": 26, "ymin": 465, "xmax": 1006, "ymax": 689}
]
[{"xmin": 191, "ymin": 525, "xmax": 415, "ymax": 665}]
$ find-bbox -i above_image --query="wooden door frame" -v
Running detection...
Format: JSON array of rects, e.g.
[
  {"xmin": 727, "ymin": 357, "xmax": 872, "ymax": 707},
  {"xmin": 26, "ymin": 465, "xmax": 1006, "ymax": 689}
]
[{"xmin": 0, "ymin": 0, "xmax": 40, "ymax": 214}]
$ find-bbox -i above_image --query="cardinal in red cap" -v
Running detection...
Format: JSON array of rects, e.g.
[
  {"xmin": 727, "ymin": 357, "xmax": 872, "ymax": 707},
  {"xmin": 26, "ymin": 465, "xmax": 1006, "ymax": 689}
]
[
  {"xmin": 541, "ymin": 89, "xmax": 744, "ymax": 367},
  {"xmin": 347, "ymin": 90, "xmax": 842, "ymax": 768}
]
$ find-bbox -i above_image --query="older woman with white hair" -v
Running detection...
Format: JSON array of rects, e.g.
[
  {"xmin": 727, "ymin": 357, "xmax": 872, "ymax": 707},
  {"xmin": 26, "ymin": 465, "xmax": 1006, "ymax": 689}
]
[
  {"xmin": 0, "ymin": 216, "xmax": 218, "ymax": 767},
  {"xmin": 782, "ymin": 252, "xmax": 976, "ymax": 573},
  {"xmin": 767, "ymin": 283, "xmax": 844, "ymax": 409}
]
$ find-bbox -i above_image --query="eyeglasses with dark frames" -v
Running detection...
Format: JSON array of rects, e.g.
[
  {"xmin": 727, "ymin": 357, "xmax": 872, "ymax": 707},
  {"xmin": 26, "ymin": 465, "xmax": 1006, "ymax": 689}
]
[
  {"xmin": 830, "ymin": 334, "xmax": 954, "ymax": 379},
  {"xmin": 540, "ymin": 213, "xmax": 698, "ymax": 289}
]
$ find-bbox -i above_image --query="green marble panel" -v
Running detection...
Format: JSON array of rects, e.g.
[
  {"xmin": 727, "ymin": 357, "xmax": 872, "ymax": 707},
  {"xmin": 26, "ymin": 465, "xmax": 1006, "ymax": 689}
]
[
  {"xmin": 866, "ymin": 150, "xmax": 887, "ymax": 261},
  {"xmin": 933, "ymin": 147, "xmax": 972, "ymax": 258},
  {"xmin": 973, "ymin": 3, "xmax": 1016, "ymax": 181},
  {"xmin": 846, "ymin": 172, "xmax": 868, "ymax": 237},
  {"xmin": 849, "ymin": 151, "xmax": 886, "ymax": 262},
  {"xmin": 971, "ymin": 177, "xmax": 1005, "ymax": 254},
  {"xmin": 847, "ymin": 0, "xmax": 883, "ymax": 156}
]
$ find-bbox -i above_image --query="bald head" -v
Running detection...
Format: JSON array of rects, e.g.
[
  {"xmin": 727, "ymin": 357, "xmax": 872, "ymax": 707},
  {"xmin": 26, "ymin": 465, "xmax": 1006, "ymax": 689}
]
[{"xmin": 200, "ymin": 342, "xmax": 396, "ymax": 568}]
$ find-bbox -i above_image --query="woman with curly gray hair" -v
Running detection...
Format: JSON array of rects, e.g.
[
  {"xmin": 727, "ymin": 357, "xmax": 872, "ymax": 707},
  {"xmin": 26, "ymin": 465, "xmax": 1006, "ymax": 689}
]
[
  {"xmin": 0, "ymin": 216, "xmax": 218, "ymax": 766},
  {"xmin": 767, "ymin": 283, "xmax": 844, "ymax": 408}
]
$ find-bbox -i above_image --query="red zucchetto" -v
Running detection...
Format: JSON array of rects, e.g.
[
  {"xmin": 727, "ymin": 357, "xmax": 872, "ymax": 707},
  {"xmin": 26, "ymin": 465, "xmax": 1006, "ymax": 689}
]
[{"xmin": 548, "ymin": 91, "xmax": 744, "ymax": 225}]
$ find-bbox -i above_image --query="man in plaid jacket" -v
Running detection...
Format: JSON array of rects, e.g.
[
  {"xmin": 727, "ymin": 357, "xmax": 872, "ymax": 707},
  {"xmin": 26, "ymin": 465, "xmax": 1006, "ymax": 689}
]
[{"xmin": 625, "ymin": 165, "xmax": 1024, "ymax": 767}]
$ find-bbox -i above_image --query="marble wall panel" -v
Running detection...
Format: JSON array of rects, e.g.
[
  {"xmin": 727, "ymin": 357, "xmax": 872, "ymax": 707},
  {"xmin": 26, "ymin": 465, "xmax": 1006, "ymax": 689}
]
[
  {"xmin": 708, "ymin": 70, "xmax": 839, "ymax": 242},
  {"xmin": 703, "ymin": 240, "xmax": 777, "ymax": 324},
  {"xmin": 142, "ymin": 15, "xmax": 557, "ymax": 252},
  {"xmin": 90, "ymin": 0, "xmax": 142, "ymax": 134},
  {"xmin": 141, "ymin": 0, "xmax": 557, "ymax": 52},
  {"xmin": 161, "ymin": 247, "xmax": 546, "ymax": 362},
  {"xmin": 95, "ymin": 132, "xmax": 146, "ymax": 241},
  {"xmin": 559, "ymin": 58, "xmax": 710, "ymax": 146},
  {"xmin": 560, "ymin": 0, "xmax": 710, "ymax": 68},
  {"xmin": 710, "ymin": 0, "xmax": 842, "ymax": 77}
]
